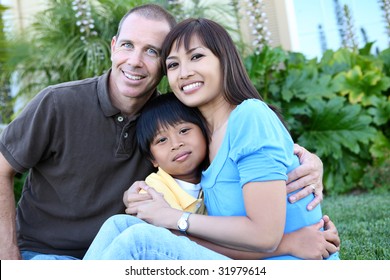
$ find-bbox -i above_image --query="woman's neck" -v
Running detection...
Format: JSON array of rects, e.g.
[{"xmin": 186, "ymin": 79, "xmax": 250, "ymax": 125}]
[
  {"xmin": 199, "ymin": 97, "xmax": 234, "ymax": 134},
  {"xmin": 199, "ymin": 98, "xmax": 235, "ymax": 162}
]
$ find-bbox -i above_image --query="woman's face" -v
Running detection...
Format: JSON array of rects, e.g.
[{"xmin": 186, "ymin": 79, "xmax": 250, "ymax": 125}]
[{"xmin": 165, "ymin": 35, "xmax": 224, "ymax": 109}]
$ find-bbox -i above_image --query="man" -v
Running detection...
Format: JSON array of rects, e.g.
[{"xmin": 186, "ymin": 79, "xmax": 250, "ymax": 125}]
[{"xmin": 0, "ymin": 4, "xmax": 325, "ymax": 260}]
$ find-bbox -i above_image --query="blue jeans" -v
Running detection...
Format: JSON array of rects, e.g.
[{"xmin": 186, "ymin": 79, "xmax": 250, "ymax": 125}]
[
  {"xmin": 83, "ymin": 214, "xmax": 230, "ymax": 260},
  {"xmin": 21, "ymin": 251, "xmax": 79, "ymax": 260}
]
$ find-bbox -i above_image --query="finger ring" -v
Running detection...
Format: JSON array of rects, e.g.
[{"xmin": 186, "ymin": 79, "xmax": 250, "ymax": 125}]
[{"xmin": 310, "ymin": 184, "xmax": 316, "ymax": 192}]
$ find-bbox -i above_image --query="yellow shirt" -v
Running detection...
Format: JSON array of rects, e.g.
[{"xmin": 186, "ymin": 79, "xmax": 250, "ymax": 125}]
[{"xmin": 140, "ymin": 168, "xmax": 206, "ymax": 214}]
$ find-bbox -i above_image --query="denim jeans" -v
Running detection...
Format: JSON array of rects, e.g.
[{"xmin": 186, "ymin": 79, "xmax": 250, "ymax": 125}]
[
  {"xmin": 83, "ymin": 214, "xmax": 230, "ymax": 260},
  {"xmin": 21, "ymin": 251, "xmax": 79, "ymax": 260}
]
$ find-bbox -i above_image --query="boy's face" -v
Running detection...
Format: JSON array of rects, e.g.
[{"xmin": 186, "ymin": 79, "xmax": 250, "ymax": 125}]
[{"xmin": 150, "ymin": 121, "xmax": 207, "ymax": 184}]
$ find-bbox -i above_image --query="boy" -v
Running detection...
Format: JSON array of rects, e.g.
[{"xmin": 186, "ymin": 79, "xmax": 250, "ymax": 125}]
[{"xmin": 136, "ymin": 92, "xmax": 209, "ymax": 214}]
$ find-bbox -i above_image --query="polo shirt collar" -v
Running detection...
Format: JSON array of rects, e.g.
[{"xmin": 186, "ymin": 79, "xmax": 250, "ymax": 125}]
[{"xmin": 97, "ymin": 69, "xmax": 119, "ymax": 117}]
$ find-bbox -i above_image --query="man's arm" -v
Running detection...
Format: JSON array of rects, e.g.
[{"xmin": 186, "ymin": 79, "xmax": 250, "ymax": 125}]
[
  {"xmin": 287, "ymin": 144, "xmax": 324, "ymax": 210},
  {"xmin": 0, "ymin": 152, "xmax": 21, "ymax": 260}
]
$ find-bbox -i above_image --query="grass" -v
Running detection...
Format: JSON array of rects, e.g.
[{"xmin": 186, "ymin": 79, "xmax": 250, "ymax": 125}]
[{"xmin": 322, "ymin": 191, "xmax": 390, "ymax": 260}]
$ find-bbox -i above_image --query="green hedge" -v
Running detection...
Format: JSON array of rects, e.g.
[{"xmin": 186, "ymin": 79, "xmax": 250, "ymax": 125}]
[{"xmin": 244, "ymin": 44, "xmax": 390, "ymax": 194}]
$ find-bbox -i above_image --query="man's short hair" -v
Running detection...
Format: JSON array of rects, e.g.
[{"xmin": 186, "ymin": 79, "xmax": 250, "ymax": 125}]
[{"xmin": 116, "ymin": 4, "xmax": 177, "ymax": 37}]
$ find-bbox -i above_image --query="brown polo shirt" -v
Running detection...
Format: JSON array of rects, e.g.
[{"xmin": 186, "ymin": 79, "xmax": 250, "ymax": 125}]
[{"xmin": 0, "ymin": 70, "xmax": 155, "ymax": 258}]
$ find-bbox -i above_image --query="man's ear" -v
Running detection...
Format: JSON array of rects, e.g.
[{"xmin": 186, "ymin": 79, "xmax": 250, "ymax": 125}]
[{"xmin": 110, "ymin": 36, "xmax": 117, "ymax": 61}]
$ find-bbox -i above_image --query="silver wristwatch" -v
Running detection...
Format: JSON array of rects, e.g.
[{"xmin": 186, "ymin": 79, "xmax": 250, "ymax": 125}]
[{"xmin": 177, "ymin": 212, "xmax": 191, "ymax": 234}]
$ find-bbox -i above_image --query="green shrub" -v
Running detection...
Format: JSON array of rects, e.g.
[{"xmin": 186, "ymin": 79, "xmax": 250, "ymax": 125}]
[
  {"xmin": 244, "ymin": 44, "xmax": 390, "ymax": 194},
  {"xmin": 360, "ymin": 156, "xmax": 390, "ymax": 192}
]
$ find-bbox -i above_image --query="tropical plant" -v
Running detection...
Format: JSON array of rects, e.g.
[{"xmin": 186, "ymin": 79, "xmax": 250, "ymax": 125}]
[
  {"xmin": 379, "ymin": 0, "xmax": 390, "ymax": 46},
  {"xmin": 342, "ymin": 4, "xmax": 359, "ymax": 50},
  {"xmin": 242, "ymin": 0, "xmax": 271, "ymax": 53},
  {"xmin": 1, "ymin": 0, "xmax": 239, "ymax": 113},
  {"xmin": 0, "ymin": 4, "xmax": 13, "ymax": 125},
  {"xmin": 4, "ymin": 0, "xmax": 145, "ymax": 111},
  {"xmin": 244, "ymin": 43, "xmax": 390, "ymax": 194}
]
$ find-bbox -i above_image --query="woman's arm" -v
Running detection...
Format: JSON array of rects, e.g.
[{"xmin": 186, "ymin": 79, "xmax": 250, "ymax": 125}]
[
  {"xmin": 173, "ymin": 215, "xmax": 339, "ymax": 260},
  {"xmin": 126, "ymin": 180, "xmax": 287, "ymax": 253},
  {"xmin": 123, "ymin": 183, "xmax": 340, "ymax": 259}
]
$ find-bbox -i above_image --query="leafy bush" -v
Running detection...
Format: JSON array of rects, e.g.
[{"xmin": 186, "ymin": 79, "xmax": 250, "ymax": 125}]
[
  {"xmin": 360, "ymin": 155, "xmax": 390, "ymax": 192},
  {"xmin": 245, "ymin": 44, "xmax": 390, "ymax": 194}
]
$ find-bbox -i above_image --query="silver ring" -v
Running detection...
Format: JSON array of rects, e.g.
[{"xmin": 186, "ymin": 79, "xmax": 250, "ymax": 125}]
[{"xmin": 310, "ymin": 184, "xmax": 316, "ymax": 192}]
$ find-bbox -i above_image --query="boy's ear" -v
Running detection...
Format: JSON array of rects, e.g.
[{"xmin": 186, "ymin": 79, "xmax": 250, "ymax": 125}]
[{"xmin": 150, "ymin": 157, "xmax": 159, "ymax": 168}]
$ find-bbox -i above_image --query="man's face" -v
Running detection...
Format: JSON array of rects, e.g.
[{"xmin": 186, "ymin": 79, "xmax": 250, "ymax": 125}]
[{"xmin": 110, "ymin": 13, "xmax": 171, "ymax": 105}]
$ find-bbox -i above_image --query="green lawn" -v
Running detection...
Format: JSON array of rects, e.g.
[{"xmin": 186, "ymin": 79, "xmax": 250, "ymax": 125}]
[{"xmin": 322, "ymin": 191, "xmax": 390, "ymax": 260}]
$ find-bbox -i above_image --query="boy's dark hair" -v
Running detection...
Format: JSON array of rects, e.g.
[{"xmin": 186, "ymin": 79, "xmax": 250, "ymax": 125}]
[{"xmin": 136, "ymin": 92, "xmax": 210, "ymax": 166}]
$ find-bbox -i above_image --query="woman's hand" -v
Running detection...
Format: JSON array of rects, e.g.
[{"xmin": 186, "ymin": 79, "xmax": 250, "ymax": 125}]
[{"xmin": 287, "ymin": 144, "xmax": 324, "ymax": 210}]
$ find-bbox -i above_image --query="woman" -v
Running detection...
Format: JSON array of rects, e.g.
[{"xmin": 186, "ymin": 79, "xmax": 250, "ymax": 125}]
[{"xmin": 84, "ymin": 18, "xmax": 340, "ymax": 260}]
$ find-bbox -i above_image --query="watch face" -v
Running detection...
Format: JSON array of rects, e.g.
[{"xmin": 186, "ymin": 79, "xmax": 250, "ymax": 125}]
[
  {"xmin": 177, "ymin": 212, "xmax": 190, "ymax": 232},
  {"xmin": 178, "ymin": 219, "xmax": 188, "ymax": 230}
]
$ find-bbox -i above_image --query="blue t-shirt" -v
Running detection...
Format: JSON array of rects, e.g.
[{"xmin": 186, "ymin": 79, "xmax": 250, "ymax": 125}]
[{"xmin": 201, "ymin": 99, "xmax": 338, "ymax": 260}]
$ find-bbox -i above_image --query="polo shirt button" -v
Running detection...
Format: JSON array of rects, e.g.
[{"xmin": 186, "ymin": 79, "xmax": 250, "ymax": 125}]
[
  {"xmin": 123, "ymin": 132, "xmax": 128, "ymax": 138},
  {"xmin": 117, "ymin": 116, "xmax": 124, "ymax": 122}
]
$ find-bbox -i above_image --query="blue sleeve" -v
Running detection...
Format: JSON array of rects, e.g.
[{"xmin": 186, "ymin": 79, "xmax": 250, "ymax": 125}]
[{"xmin": 228, "ymin": 99, "xmax": 295, "ymax": 187}]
